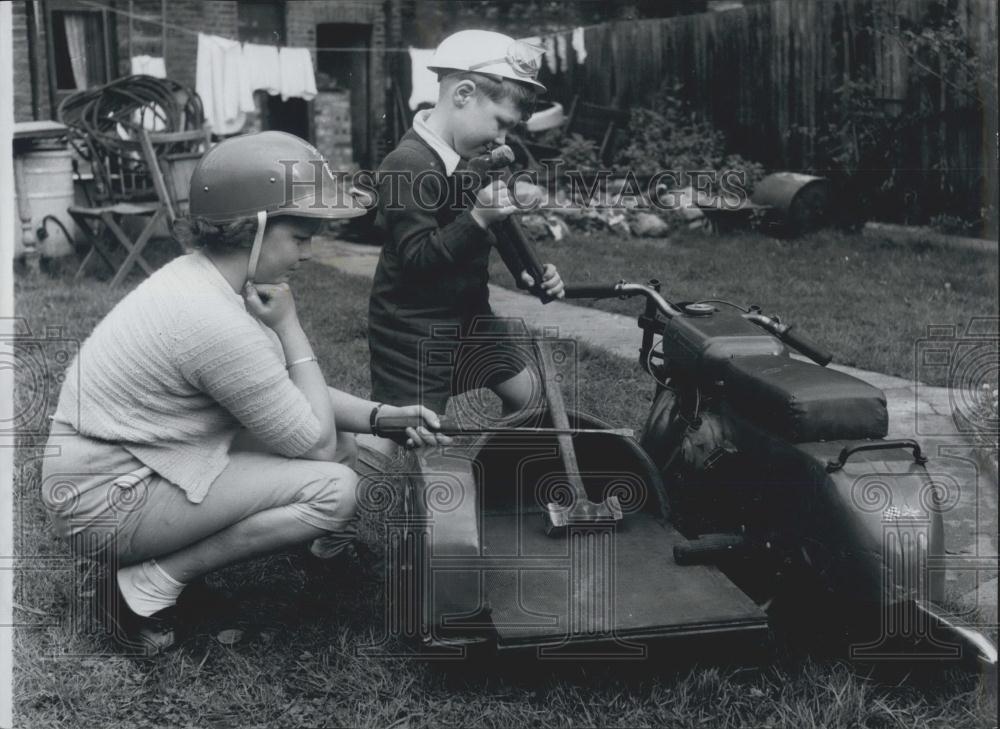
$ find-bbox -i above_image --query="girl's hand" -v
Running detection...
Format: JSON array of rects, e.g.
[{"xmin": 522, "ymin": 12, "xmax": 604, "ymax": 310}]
[
  {"xmin": 244, "ymin": 282, "xmax": 298, "ymax": 330},
  {"xmin": 379, "ymin": 405, "xmax": 453, "ymax": 449}
]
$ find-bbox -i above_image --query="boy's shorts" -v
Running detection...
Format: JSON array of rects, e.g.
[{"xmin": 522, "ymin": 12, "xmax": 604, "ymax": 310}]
[{"xmin": 371, "ymin": 315, "xmax": 536, "ymax": 415}]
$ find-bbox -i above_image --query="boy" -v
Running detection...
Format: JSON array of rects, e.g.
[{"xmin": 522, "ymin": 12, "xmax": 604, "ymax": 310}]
[{"xmin": 368, "ymin": 30, "xmax": 565, "ymax": 429}]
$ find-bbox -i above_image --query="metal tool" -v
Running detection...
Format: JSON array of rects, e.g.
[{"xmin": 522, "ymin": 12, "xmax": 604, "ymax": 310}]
[
  {"xmin": 467, "ymin": 145, "xmax": 553, "ymax": 304},
  {"xmin": 536, "ymin": 339, "xmax": 623, "ymax": 536},
  {"xmin": 373, "ymin": 413, "xmax": 633, "ymax": 439}
]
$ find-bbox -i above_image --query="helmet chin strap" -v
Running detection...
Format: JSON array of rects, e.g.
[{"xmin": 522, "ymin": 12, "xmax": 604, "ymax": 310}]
[{"xmin": 246, "ymin": 210, "xmax": 267, "ymax": 285}]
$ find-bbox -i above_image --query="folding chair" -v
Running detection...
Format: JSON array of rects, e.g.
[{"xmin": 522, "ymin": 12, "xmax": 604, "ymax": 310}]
[
  {"xmin": 517, "ymin": 95, "xmax": 630, "ymax": 168},
  {"xmin": 69, "ymin": 128, "xmax": 209, "ymax": 287},
  {"xmin": 68, "ymin": 140, "xmax": 164, "ymax": 288},
  {"xmin": 68, "ymin": 204, "xmax": 163, "ymax": 287},
  {"xmin": 562, "ymin": 97, "xmax": 630, "ymax": 166},
  {"xmin": 138, "ymin": 128, "xmax": 211, "ymax": 232}
]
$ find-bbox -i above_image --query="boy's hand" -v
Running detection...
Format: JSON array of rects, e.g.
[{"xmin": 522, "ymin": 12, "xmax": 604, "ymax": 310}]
[
  {"xmin": 472, "ymin": 179, "xmax": 517, "ymax": 228},
  {"xmin": 520, "ymin": 264, "xmax": 565, "ymax": 299},
  {"xmin": 244, "ymin": 282, "xmax": 300, "ymax": 331}
]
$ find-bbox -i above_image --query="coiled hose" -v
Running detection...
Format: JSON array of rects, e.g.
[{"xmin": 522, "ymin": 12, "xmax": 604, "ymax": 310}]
[{"xmin": 57, "ymin": 74, "xmax": 205, "ymax": 204}]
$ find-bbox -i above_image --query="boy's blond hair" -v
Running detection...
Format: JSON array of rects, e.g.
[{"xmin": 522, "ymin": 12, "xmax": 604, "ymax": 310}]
[{"xmin": 438, "ymin": 71, "xmax": 538, "ymax": 120}]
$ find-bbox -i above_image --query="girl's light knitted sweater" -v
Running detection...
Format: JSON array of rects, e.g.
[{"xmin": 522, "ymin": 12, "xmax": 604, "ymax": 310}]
[{"xmin": 53, "ymin": 252, "xmax": 322, "ymax": 503}]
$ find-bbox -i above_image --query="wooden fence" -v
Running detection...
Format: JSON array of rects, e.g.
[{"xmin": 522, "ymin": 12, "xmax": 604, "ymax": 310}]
[{"xmin": 538, "ymin": 0, "xmax": 998, "ymax": 229}]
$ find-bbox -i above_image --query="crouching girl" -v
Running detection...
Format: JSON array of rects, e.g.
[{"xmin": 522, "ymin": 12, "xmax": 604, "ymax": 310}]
[{"xmin": 40, "ymin": 132, "xmax": 447, "ymax": 655}]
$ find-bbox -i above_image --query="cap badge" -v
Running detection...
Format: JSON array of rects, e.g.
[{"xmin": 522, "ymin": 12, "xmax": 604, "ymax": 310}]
[{"xmin": 506, "ymin": 40, "xmax": 544, "ymax": 78}]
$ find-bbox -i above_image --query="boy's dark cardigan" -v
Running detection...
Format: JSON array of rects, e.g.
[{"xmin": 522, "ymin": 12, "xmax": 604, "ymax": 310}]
[{"xmin": 368, "ymin": 128, "xmax": 505, "ymax": 406}]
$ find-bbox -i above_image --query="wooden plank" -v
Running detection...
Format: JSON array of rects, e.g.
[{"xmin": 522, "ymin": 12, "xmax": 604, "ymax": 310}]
[
  {"xmin": 759, "ymin": 2, "xmax": 774, "ymax": 157},
  {"xmin": 774, "ymin": 0, "xmax": 788, "ymax": 161}
]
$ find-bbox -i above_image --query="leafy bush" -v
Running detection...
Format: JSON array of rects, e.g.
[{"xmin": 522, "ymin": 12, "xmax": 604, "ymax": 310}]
[
  {"xmin": 559, "ymin": 133, "xmax": 603, "ymax": 172},
  {"xmin": 614, "ymin": 82, "xmax": 765, "ymax": 193},
  {"xmin": 930, "ymin": 214, "xmax": 982, "ymax": 237},
  {"xmin": 720, "ymin": 154, "xmax": 766, "ymax": 196},
  {"xmin": 800, "ymin": 78, "xmax": 909, "ymax": 223},
  {"xmin": 801, "ymin": 2, "xmax": 995, "ymax": 230}
]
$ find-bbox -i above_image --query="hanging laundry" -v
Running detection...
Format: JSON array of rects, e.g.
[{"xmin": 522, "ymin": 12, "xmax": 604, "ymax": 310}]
[
  {"xmin": 408, "ymin": 47, "xmax": 439, "ymax": 111},
  {"xmin": 542, "ymin": 35, "xmax": 557, "ymax": 74},
  {"xmin": 278, "ymin": 47, "xmax": 318, "ymax": 102},
  {"xmin": 130, "ymin": 55, "xmax": 166, "ymax": 78},
  {"xmin": 196, "ymin": 33, "xmax": 254, "ymax": 135},
  {"xmin": 572, "ymin": 27, "xmax": 587, "ymax": 64},
  {"xmin": 242, "ymin": 43, "xmax": 282, "ymax": 97},
  {"xmin": 555, "ymin": 34, "xmax": 568, "ymax": 72}
]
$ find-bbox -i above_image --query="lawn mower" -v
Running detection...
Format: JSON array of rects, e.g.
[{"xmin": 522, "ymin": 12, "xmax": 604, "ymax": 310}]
[
  {"xmin": 370, "ymin": 277, "xmax": 998, "ymax": 666},
  {"xmin": 365, "ymin": 150, "xmax": 997, "ymax": 667}
]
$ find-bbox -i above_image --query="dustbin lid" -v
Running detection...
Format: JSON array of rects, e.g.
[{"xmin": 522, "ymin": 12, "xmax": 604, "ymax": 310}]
[
  {"xmin": 13, "ymin": 121, "xmax": 68, "ymax": 142},
  {"xmin": 750, "ymin": 172, "xmax": 828, "ymax": 212}
]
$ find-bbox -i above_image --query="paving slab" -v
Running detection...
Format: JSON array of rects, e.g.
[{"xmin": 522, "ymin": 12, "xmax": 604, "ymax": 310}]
[
  {"xmin": 961, "ymin": 577, "xmax": 999, "ymax": 627},
  {"xmin": 313, "ymin": 235, "xmax": 998, "ymax": 621}
]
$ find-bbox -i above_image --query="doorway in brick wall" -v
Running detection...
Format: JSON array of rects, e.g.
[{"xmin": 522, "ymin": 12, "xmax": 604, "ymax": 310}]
[
  {"xmin": 237, "ymin": 1, "xmax": 311, "ymax": 142},
  {"xmin": 315, "ymin": 23, "xmax": 372, "ymax": 171}
]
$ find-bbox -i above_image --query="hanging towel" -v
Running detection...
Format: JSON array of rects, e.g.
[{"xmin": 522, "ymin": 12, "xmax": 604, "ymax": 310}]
[
  {"xmin": 542, "ymin": 35, "xmax": 557, "ymax": 74},
  {"xmin": 555, "ymin": 34, "xmax": 568, "ymax": 72},
  {"xmin": 128, "ymin": 56, "xmax": 169, "ymax": 131},
  {"xmin": 242, "ymin": 43, "xmax": 282, "ymax": 97},
  {"xmin": 130, "ymin": 55, "xmax": 166, "ymax": 78},
  {"xmin": 196, "ymin": 33, "xmax": 254, "ymax": 135},
  {"xmin": 408, "ymin": 47, "xmax": 439, "ymax": 110},
  {"xmin": 572, "ymin": 27, "xmax": 587, "ymax": 64},
  {"xmin": 278, "ymin": 47, "xmax": 318, "ymax": 102}
]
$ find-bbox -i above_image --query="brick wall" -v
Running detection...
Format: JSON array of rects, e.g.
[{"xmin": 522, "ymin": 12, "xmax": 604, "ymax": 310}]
[
  {"xmin": 117, "ymin": 0, "xmax": 165, "ymax": 77},
  {"xmin": 112, "ymin": 0, "xmax": 240, "ymax": 91},
  {"xmin": 286, "ymin": 0, "xmax": 388, "ymax": 167},
  {"xmin": 13, "ymin": 0, "xmax": 51, "ymax": 122},
  {"xmin": 13, "ymin": 0, "xmax": 34, "ymax": 122},
  {"xmin": 13, "ymin": 0, "xmax": 390, "ymax": 157},
  {"xmin": 314, "ymin": 90, "xmax": 354, "ymax": 171},
  {"xmin": 13, "ymin": 0, "xmax": 705, "ymax": 125},
  {"xmin": 14, "ymin": 0, "xmax": 241, "ymax": 122},
  {"xmin": 165, "ymin": 0, "xmax": 238, "ymax": 91}
]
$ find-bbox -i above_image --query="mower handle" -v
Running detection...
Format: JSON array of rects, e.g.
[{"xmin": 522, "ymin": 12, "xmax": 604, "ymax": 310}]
[
  {"xmin": 744, "ymin": 314, "xmax": 833, "ymax": 366},
  {"xmin": 776, "ymin": 325, "xmax": 834, "ymax": 366},
  {"xmin": 565, "ymin": 281, "xmax": 833, "ymax": 366},
  {"xmin": 495, "ymin": 217, "xmax": 553, "ymax": 304},
  {"xmin": 564, "ymin": 282, "xmax": 684, "ymax": 317},
  {"xmin": 563, "ymin": 284, "xmax": 622, "ymax": 299}
]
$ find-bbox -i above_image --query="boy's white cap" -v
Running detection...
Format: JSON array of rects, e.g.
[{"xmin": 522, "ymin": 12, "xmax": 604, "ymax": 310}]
[{"xmin": 428, "ymin": 30, "xmax": 546, "ymax": 92}]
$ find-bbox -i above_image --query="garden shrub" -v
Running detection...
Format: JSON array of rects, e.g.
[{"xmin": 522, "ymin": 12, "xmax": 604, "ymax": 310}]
[
  {"xmin": 558, "ymin": 133, "xmax": 603, "ymax": 173},
  {"xmin": 801, "ymin": 1, "xmax": 995, "ymax": 233},
  {"xmin": 532, "ymin": 83, "xmax": 767, "ymax": 237},
  {"xmin": 614, "ymin": 82, "xmax": 766, "ymax": 195},
  {"xmin": 930, "ymin": 214, "xmax": 983, "ymax": 237}
]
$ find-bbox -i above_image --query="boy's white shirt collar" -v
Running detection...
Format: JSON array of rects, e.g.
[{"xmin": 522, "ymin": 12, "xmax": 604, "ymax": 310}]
[{"xmin": 412, "ymin": 108, "xmax": 461, "ymax": 176}]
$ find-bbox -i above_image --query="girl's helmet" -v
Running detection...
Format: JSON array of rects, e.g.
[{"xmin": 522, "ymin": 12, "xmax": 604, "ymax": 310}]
[
  {"xmin": 189, "ymin": 131, "xmax": 366, "ymax": 223},
  {"xmin": 188, "ymin": 131, "xmax": 366, "ymax": 283}
]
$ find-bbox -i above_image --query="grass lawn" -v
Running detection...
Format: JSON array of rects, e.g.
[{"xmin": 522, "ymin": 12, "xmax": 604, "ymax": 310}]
[
  {"xmin": 490, "ymin": 228, "xmax": 999, "ymax": 386},
  {"xmin": 12, "ymin": 255, "xmax": 997, "ymax": 728}
]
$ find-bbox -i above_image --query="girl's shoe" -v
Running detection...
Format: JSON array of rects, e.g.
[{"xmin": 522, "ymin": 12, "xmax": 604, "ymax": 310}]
[
  {"xmin": 304, "ymin": 540, "xmax": 385, "ymax": 580},
  {"xmin": 96, "ymin": 572, "xmax": 178, "ymax": 657}
]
